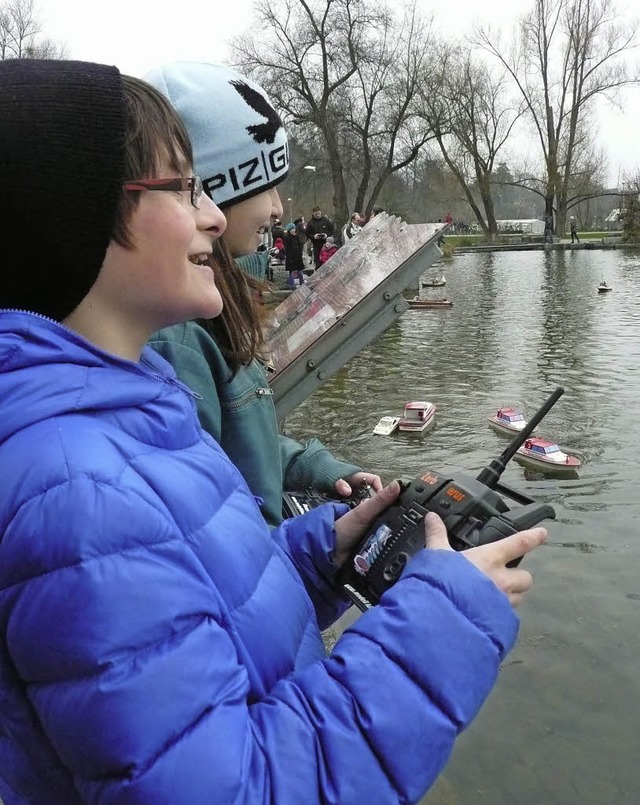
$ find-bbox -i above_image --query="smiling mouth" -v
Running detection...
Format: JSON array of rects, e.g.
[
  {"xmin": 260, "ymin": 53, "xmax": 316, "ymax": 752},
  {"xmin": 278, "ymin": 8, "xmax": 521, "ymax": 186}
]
[{"xmin": 189, "ymin": 253, "xmax": 210, "ymax": 266}]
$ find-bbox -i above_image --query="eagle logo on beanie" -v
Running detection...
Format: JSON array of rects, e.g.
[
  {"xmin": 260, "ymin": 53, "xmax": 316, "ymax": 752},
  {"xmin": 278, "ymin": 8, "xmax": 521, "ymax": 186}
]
[
  {"xmin": 146, "ymin": 62, "xmax": 290, "ymax": 208},
  {"xmin": 230, "ymin": 79, "xmax": 283, "ymax": 145}
]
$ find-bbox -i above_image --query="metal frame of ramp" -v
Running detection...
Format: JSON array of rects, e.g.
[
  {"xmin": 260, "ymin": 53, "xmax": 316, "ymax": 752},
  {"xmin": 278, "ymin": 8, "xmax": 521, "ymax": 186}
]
[{"xmin": 265, "ymin": 215, "xmax": 447, "ymax": 419}]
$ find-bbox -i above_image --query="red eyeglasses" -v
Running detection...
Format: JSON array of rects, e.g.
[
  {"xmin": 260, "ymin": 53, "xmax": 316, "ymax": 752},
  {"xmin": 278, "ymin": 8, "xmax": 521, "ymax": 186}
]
[{"xmin": 123, "ymin": 176, "xmax": 204, "ymax": 209}]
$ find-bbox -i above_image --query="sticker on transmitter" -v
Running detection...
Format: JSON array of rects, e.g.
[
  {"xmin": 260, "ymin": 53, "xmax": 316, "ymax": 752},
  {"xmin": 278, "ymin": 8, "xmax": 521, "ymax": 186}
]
[{"xmin": 354, "ymin": 524, "xmax": 393, "ymax": 575}]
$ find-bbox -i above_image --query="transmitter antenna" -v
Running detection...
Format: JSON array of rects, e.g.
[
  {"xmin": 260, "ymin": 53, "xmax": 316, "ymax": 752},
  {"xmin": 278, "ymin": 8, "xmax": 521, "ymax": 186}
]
[{"xmin": 475, "ymin": 386, "xmax": 565, "ymax": 489}]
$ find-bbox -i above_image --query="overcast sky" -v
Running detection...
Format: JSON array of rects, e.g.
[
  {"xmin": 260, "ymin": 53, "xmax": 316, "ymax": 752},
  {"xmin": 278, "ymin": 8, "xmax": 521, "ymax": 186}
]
[{"xmin": 41, "ymin": 0, "xmax": 640, "ymax": 185}]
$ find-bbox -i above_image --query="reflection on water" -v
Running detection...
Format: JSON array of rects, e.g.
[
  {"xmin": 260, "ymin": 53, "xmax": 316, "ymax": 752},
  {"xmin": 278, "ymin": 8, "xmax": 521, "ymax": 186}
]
[{"xmin": 283, "ymin": 248, "xmax": 640, "ymax": 803}]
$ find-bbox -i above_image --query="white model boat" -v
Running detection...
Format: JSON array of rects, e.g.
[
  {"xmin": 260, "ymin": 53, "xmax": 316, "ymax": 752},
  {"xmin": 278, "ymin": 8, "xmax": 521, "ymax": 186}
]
[
  {"xmin": 487, "ymin": 408, "xmax": 529, "ymax": 436},
  {"xmin": 421, "ymin": 276, "xmax": 446, "ymax": 288},
  {"xmin": 373, "ymin": 415, "xmax": 401, "ymax": 435},
  {"xmin": 514, "ymin": 437, "xmax": 581, "ymax": 471},
  {"xmin": 398, "ymin": 401, "xmax": 436, "ymax": 432}
]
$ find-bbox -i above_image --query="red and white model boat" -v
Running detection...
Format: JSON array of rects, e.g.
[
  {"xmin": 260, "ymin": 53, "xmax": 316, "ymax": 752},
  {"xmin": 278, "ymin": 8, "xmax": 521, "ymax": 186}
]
[
  {"xmin": 487, "ymin": 408, "xmax": 529, "ymax": 436},
  {"xmin": 515, "ymin": 437, "xmax": 581, "ymax": 470},
  {"xmin": 398, "ymin": 401, "xmax": 436, "ymax": 432}
]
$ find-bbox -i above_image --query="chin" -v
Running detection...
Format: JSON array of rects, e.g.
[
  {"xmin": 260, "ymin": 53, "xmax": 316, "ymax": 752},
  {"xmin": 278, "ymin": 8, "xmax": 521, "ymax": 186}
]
[
  {"xmin": 240, "ymin": 238, "xmax": 261, "ymax": 255},
  {"xmin": 200, "ymin": 289, "xmax": 224, "ymax": 320}
]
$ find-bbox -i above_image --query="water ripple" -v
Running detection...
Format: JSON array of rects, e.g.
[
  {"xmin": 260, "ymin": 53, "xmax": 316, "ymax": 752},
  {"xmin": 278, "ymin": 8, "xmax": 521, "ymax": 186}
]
[{"xmin": 282, "ymin": 248, "xmax": 640, "ymax": 803}]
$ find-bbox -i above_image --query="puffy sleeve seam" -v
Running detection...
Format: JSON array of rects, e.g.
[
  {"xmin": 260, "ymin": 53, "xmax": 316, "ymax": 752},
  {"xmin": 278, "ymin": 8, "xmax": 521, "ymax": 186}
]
[
  {"xmin": 3, "ymin": 478, "xmax": 192, "ymax": 590},
  {"xmin": 395, "ymin": 566, "xmax": 505, "ymax": 655}
]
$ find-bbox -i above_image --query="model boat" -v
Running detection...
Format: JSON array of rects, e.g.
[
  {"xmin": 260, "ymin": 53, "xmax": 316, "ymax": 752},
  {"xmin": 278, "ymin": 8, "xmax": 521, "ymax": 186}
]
[
  {"xmin": 597, "ymin": 280, "xmax": 612, "ymax": 293},
  {"xmin": 372, "ymin": 415, "xmax": 401, "ymax": 436},
  {"xmin": 421, "ymin": 275, "xmax": 446, "ymax": 288},
  {"xmin": 408, "ymin": 297, "xmax": 453, "ymax": 309},
  {"xmin": 487, "ymin": 408, "xmax": 529, "ymax": 436},
  {"xmin": 398, "ymin": 401, "xmax": 436, "ymax": 432},
  {"xmin": 514, "ymin": 437, "xmax": 581, "ymax": 470}
]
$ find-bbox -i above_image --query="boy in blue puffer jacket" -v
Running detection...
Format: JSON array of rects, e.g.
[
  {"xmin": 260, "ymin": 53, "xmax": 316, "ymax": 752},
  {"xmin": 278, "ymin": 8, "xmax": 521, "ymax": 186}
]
[{"xmin": 0, "ymin": 59, "xmax": 546, "ymax": 805}]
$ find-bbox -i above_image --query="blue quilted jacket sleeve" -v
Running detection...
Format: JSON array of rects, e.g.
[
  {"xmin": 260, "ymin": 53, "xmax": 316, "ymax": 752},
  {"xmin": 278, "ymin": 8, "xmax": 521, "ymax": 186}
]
[
  {"xmin": 5, "ymin": 481, "xmax": 518, "ymax": 805},
  {"xmin": 271, "ymin": 502, "xmax": 352, "ymax": 629},
  {"xmin": 148, "ymin": 323, "xmax": 362, "ymax": 525}
]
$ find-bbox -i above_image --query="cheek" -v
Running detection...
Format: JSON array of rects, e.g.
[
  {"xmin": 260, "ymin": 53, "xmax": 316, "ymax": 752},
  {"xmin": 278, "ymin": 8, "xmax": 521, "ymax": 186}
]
[
  {"xmin": 226, "ymin": 206, "xmax": 250, "ymax": 231},
  {"xmin": 224, "ymin": 216, "xmax": 259, "ymax": 255},
  {"xmin": 134, "ymin": 204, "xmax": 194, "ymax": 253},
  {"xmin": 230, "ymin": 198, "xmax": 270, "ymax": 232}
]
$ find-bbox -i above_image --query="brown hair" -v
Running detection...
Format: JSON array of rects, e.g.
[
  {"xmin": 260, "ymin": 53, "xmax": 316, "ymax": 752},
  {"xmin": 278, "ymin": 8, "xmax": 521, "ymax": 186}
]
[
  {"xmin": 197, "ymin": 238, "xmax": 268, "ymax": 373},
  {"xmin": 113, "ymin": 75, "xmax": 194, "ymax": 248}
]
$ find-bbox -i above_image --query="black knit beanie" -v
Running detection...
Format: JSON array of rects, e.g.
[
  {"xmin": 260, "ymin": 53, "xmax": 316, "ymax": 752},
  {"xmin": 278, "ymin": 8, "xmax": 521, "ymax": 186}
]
[{"xmin": 0, "ymin": 59, "xmax": 125, "ymax": 321}]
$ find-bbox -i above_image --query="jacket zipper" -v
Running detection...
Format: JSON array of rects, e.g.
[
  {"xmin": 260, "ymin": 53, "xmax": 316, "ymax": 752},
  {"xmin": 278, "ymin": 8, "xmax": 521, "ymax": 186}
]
[{"xmin": 1, "ymin": 309, "xmax": 201, "ymax": 396}]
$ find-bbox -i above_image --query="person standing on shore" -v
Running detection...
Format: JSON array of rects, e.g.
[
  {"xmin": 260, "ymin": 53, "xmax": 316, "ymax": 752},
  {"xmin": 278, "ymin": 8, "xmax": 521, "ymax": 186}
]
[
  {"xmin": 271, "ymin": 217, "xmax": 285, "ymax": 245},
  {"xmin": 570, "ymin": 215, "xmax": 580, "ymax": 243},
  {"xmin": 284, "ymin": 221, "xmax": 305, "ymax": 284},
  {"xmin": 319, "ymin": 235, "xmax": 339, "ymax": 264},
  {"xmin": 343, "ymin": 212, "xmax": 362, "ymax": 241},
  {"xmin": 306, "ymin": 205, "xmax": 335, "ymax": 269}
]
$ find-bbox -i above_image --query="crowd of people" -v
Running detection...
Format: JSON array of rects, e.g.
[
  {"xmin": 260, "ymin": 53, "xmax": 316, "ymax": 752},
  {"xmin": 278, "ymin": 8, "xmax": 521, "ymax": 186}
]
[
  {"xmin": 268, "ymin": 206, "xmax": 385, "ymax": 286},
  {"xmin": 0, "ymin": 57, "xmax": 547, "ymax": 804}
]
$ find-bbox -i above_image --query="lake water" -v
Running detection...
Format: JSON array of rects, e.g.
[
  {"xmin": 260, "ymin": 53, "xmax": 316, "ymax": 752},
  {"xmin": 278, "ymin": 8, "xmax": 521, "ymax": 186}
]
[{"xmin": 283, "ymin": 248, "xmax": 640, "ymax": 804}]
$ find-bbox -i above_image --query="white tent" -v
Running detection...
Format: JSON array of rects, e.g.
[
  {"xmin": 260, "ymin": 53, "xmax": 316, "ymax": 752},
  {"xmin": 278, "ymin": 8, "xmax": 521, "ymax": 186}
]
[{"xmin": 496, "ymin": 219, "xmax": 545, "ymax": 235}]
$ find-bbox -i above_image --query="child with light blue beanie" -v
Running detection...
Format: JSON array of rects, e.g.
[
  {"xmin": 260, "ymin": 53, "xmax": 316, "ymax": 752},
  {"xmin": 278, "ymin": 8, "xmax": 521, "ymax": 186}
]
[
  {"xmin": 146, "ymin": 61, "xmax": 382, "ymax": 525},
  {"xmin": 146, "ymin": 61, "xmax": 288, "ymax": 276}
]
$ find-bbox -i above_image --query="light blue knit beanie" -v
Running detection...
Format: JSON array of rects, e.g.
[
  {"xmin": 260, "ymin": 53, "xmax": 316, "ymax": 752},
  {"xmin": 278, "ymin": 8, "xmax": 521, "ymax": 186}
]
[{"xmin": 145, "ymin": 61, "xmax": 289, "ymax": 209}]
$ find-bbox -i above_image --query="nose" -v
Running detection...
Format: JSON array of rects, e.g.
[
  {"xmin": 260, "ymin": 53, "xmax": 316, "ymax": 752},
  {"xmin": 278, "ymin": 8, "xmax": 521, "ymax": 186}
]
[
  {"xmin": 270, "ymin": 188, "xmax": 284, "ymax": 220},
  {"xmin": 198, "ymin": 193, "xmax": 227, "ymax": 240}
]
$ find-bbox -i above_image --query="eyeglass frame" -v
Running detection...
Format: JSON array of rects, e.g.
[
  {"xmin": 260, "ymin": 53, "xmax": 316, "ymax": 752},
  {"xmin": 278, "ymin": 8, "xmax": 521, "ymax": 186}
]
[{"xmin": 122, "ymin": 176, "xmax": 204, "ymax": 209}]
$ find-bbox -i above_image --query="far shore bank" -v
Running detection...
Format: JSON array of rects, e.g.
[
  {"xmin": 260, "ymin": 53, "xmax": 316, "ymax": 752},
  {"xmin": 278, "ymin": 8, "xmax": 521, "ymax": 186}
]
[
  {"xmin": 440, "ymin": 229, "xmax": 640, "ymax": 257},
  {"xmin": 452, "ymin": 239, "xmax": 638, "ymax": 254}
]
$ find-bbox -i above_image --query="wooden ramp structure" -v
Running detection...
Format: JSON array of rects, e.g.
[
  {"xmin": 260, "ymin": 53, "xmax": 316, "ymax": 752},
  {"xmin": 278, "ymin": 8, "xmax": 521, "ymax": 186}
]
[{"xmin": 265, "ymin": 214, "xmax": 446, "ymax": 418}]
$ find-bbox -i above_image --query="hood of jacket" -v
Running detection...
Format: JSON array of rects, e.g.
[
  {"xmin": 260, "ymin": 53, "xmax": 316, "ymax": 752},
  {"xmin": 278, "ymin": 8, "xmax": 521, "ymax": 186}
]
[
  {"xmin": 235, "ymin": 250, "xmax": 270, "ymax": 280},
  {"xmin": 0, "ymin": 311, "xmax": 194, "ymax": 448}
]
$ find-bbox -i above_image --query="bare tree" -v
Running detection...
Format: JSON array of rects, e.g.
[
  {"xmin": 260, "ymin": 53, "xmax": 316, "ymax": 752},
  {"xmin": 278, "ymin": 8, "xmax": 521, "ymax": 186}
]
[
  {"xmin": 345, "ymin": 2, "xmax": 439, "ymax": 217},
  {"xmin": 231, "ymin": 0, "xmax": 439, "ymax": 228},
  {"xmin": 418, "ymin": 45, "xmax": 524, "ymax": 237},
  {"xmin": 476, "ymin": 0, "xmax": 639, "ymax": 235},
  {"xmin": 498, "ymin": 121, "xmax": 612, "ymax": 230},
  {"xmin": 620, "ymin": 171, "xmax": 640, "ymax": 241},
  {"xmin": 0, "ymin": 0, "xmax": 66, "ymax": 60},
  {"xmin": 232, "ymin": 0, "xmax": 378, "ymax": 227},
  {"xmin": 23, "ymin": 36, "xmax": 67, "ymax": 59}
]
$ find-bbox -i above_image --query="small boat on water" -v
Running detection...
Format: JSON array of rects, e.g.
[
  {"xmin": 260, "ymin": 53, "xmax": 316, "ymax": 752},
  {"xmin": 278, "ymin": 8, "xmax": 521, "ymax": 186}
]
[
  {"xmin": 408, "ymin": 297, "xmax": 453, "ymax": 309},
  {"xmin": 514, "ymin": 437, "xmax": 581, "ymax": 471},
  {"xmin": 421, "ymin": 275, "xmax": 446, "ymax": 288},
  {"xmin": 597, "ymin": 280, "xmax": 612, "ymax": 293},
  {"xmin": 487, "ymin": 408, "xmax": 530, "ymax": 436},
  {"xmin": 372, "ymin": 415, "xmax": 401, "ymax": 436},
  {"xmin": 398, "ymin": 401, "xmax": 436, "ymax": 432}
]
